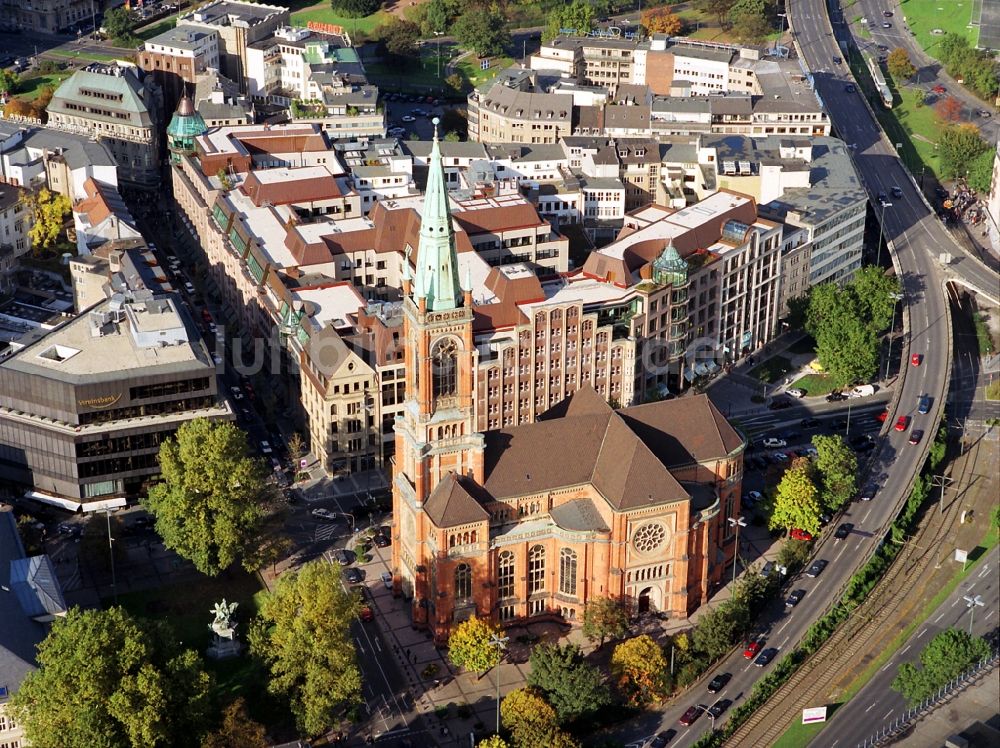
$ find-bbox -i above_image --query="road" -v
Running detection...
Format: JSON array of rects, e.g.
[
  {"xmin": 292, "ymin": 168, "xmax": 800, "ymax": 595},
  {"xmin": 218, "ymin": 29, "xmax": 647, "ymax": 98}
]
[{"xmin": 810, "ymin": 546, "xmax": 999, "ymax": 747}]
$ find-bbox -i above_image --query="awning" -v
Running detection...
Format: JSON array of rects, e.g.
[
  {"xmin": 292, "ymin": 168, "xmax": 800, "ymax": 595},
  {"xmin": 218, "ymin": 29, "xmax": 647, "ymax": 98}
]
[
  {"xmin": 684, "ymin": 367, "xmax": 697, "ymax": 383},
  {"xmin": 694, "ymin": 362, "xmax": 709, "ymax": 376},
  {"xmin": 705, "ymin": 360, "xmax": 719, "ymax": 372},
  {"xmin": 81, "ymin": 497, "xmax": 128, "ymax": 513},
  {"xmin": 25, "ymin": 491, "xmax": 81, "ymax": 512}
]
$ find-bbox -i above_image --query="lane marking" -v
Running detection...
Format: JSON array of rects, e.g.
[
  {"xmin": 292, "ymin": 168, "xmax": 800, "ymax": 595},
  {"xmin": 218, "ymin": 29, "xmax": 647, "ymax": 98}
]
[
  {"xmin": 882, "ymin": 709, "xmax": 893, "ymax": 721},
  {"xmin": 900, "ymin": 645, "xmax": 911, "ymax": 656},
  {"xmin": 934, "ymin": 613, "xmax": 945, "ymax": 623},
  {"xmin": 865, "ymin": 702, "xmax": 878, "ymax": 712}
]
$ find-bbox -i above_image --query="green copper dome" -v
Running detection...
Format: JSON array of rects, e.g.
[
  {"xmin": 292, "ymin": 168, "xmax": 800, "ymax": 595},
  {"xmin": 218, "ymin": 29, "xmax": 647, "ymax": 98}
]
[
  {"xmin": 653, "ymin": 239, "xmax": 688, "ymax": 287},
  {"xmin": 166, "ymin": 96, "xmax": 207, "ymax": 139}
]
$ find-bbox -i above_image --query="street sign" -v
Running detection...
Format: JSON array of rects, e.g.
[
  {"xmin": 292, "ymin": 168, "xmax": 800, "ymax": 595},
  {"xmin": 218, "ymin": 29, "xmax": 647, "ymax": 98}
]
[
  {"xmin": 802, "ymin": 706, "xmax": 827, "ymax": 724},
  {"xmin": 300, "ymin": 458, "xmax": 308, "ymax": 469},
  {"xmin": 955, "ymin": 548, "xmax": 968, "ymax": 563}
]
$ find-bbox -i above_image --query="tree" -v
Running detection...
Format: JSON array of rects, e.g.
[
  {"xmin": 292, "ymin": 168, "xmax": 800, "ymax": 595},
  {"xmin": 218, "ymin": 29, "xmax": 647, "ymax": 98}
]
[
  {"xmin": 784, "ymin": 294, "xmax": 810, "ymax": 331},
  {"xmin": 478, "ymin": 737, "xmax": 510, "ymax": 748},
  {"xmin": 145, "ymin": 419, "xmax": 273, "ymax": 576},
  {"xmin": 444, "ymin": 130, "xmax": 461, "ymax": 141},
  {"xmin": 728, "ymin": 0, "xmax": 771, "ymax": 43},
  {"xmin": 886, "ymin": 48, "xmax": 915, "ymax": 81},
  {"xmin": 441, "ymin": 106, "xmax": 468, "ymax": 138},
  {"xmin": 379, "ymin": 18, "xmax": 420, "ymax": 59},
  {"xmin": 642, "ymin": 7, "xmax": 683, "ymax": 35},
  {"xmin": 892, "ymin": 628, "xmax": 990, "ymax": 705},
  {"xmin": 849, "ymin": 267, "xmax": 899, "ymax": 332},
  {"xmin": 914, "ymin": 88, "xmax": 925, "ymax": 108},
  {"xmin": 936, "ymin": 96, "xmax": 963, "ymax": 123},
  {"xmin": 938, "ymin": 124, "xmax": 991, "ymax": 181},
  {"xmin": 811, "ymin": 434, "xmax": 857, "ymax": 510},
  {"xmin": 936, "ymin": 32, "xmax": 999, "ymax": 99},
  {"xmin": 0, "ymin": 68, "xmax": 19, "ymax": 95},
  {"xmin": 610, "ymin": 635, "xmax": 671, "ymax": 706},
  {"xmin": 699, "ymin": 0, "xmax": 737, "ymax": 27},
  {"xmin": 527, "ymin": 643, "xmax": 609, "ymax": 723},
  {"xmin": 776, "ymin": 538, "xmax": 812, "ymax": 575},
  {"xmin": 447, "ymin": 615, "xmax": 503, "ymax": 673},
  {"xmin": 691, "ymin": 603, "xmax": 742, "ymax": 660},
  {"xmin": 500, "ymin": 687, "xmax": 559, "ymax": 748},
  {"xmin": 445, "ymin": 72, "xmax": 466, "ymax": 94},
  {"xmin": 9, "ymin": 608, "xmax": 213, "ymax": 748},
  {"xmin": 286, "ymin": 431, "xmax": 306, "ymax": 471},
  {"xmin": 103, "ymin": 6, "xmax": 137, "ymax": 44},
  {"xmin": 806, "ymin": 281, "xmax": 882, "ymax": 386},
  {"xmin": 423, "ymin": 0, "xmax": 451, "ymax": 34},
  {"xmin": 201, "ymin": 698, "xmax": 268, "ymax": 748},
  {"xmin": 968, "ymin": 148, "xmax": 995, "ymax": 193},
  {"xmin": 26, "ymin": 187, "xmax": 71, "ymax": 253},
  {"xmin": 4, "ymin": 98, "xmax": 38, "ymax": 119},
  {"xmin": 769, "ymin": 458, "xmax": 822, "ymax": 535},
  {"xmin": 331, "ymin": 0, "xmax": 381, "ymax": 18},
  {"xmin": 543, "ymin": 0, "xmax": 594, "ymax": 42},
  {"xmin": 249, "ymin": 560, "xmax": 362, "ymax": 736},
  {"xmin": 581, "ymin": 595, "xmax": 629, "ymax": 649},
  {"xmin": 453, "ymin": 7, "xmax": 511, "ymax": 58}
]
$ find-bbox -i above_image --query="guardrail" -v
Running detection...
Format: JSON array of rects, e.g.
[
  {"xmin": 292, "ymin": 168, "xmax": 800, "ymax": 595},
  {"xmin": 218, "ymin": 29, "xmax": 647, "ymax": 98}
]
[{"xmin": 854, "ymin": 651, "xmax": 1000, "ymax": 748}]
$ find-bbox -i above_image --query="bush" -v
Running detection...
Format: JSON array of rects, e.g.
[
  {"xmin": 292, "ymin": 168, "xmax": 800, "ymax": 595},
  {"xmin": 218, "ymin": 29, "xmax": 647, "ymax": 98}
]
[{"xmin": 331, "ymin": 0, "xmax": 381, "ymax": 17}]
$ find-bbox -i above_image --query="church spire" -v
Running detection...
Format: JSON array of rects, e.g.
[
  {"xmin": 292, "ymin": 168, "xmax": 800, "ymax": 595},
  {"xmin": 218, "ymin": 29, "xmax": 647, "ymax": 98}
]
[{"xmin": 413, "ymin": 117, "xmax": 463, "ymax": 311}]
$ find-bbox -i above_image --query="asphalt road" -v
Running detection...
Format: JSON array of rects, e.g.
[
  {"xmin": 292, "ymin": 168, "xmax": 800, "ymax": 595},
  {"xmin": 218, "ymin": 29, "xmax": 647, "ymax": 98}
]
[{"xmin": 810, "ymin": 546, "xmax": 999, "ymax": 747}]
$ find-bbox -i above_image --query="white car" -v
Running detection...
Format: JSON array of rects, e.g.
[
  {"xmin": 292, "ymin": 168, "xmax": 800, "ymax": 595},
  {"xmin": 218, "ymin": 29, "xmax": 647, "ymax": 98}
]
[
  {"xmin": 762, "ymin": 437, "xmax": 787, "ymax": 449},
  {"xmin": 311, "ymin": 508, "xmax": 339, "ymax": 521},
  {"xmin": 786, "ymin": 388, "xmax": 805, "ymax": 398},
  {"xmin": 381, "ymin": 571, "xmax": 393, "ymax": 590},
  {"xmin": 401, "ymin": 115, "xmax": 416, "ymax": 123},
  {"xmin": 773, "ymin": 452, "xmax": 790, "ymax": 462},
  {"xmin": 183, "ymin": 282, "xmax": 195, "ymax": 295},
  {"xmin": 260, "ymin": 440, "xmax": 273, "ymax": 454}
]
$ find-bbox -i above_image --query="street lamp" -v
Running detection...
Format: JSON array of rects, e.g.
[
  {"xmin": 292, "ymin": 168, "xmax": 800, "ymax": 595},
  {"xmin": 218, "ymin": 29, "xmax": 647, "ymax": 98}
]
[
  {"xmin": 106, "ymin": 509, "xmax": 117, "ymax": 603},
  {"xmin": 963, "ymin": 595, "xmax": 984, "ymax": 635},
  {"xmin": 490, "ymin": 632, "xmax": 510, "ymax": 735},
  {"xmin": 884, "ymin": 292, "xmax": 905, "ymax": 381},
  {"xmin": 727, "ymin": 516, "xmax": 747, "ymax": 585},
  {"xmin": 695, "ymin": 703, "xmax": 716, "ymax": 729},
  {"xmin": 877, "ymin": 199, "xmax": 893, "ymax": 267}
]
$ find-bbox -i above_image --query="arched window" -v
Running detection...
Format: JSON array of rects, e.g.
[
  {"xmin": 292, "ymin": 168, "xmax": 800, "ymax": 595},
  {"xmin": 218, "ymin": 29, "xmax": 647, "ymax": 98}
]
[
  {"xmin": 559, "ymin": 548, "xmax": 577, "ymax": 596},
  {"xmin": 528, "ymin": 545, "xmax": 545, "ymax": 593},
  {"xmin": 498, "ymin": 551, "xmax": 514, "ymax": 598},
  {"xmin": 431, "ymin": 337, "xmax": 458, "ymax": 397},
  {"xmin": 455, "ymin": 563, "xmax": 472, "ymax": 601}
]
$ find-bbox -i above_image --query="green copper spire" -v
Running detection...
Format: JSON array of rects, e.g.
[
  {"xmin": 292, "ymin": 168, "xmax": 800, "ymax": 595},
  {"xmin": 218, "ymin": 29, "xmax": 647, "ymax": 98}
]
[{"xmin": 413, "ymin": 118, "xmax": 463, "ymax": 311}]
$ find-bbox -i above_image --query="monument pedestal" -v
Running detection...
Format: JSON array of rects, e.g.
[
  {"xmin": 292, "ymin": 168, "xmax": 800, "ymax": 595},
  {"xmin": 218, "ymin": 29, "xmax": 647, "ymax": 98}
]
[{"xmin": 206, "ymin": 634, "xmax": 244, "ymax": 660}]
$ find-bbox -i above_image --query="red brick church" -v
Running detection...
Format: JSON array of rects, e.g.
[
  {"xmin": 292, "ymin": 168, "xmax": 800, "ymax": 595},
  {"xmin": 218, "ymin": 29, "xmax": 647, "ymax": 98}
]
[{"xmin": 389, "ymin": 123, "xmax": 747, "ymax": 644}]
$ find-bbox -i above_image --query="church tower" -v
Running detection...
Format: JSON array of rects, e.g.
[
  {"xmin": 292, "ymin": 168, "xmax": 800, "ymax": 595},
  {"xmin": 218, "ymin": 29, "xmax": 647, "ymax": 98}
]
[{"xmin": 391, "ymin": 119, "xmax": 486, "ymax": 636}]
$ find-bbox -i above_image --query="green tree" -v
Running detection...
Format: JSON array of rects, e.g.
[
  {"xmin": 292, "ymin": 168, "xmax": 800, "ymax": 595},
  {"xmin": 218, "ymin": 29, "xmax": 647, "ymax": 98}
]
[
  {"xmin": 453, "ymin": 7, "xmax": 510, "ymax": 58},
  {"xmin": 500, "ymin": 687, "xmax": 560, "ymax": 748},
  {"xmin": 769, "ymin": 458, "xmax": 822, "ymax": 535},
  {"xmin": 379, "ymin": 18, "xmax": 421, "ymax": 59},
  {"xmin": 103, "ymin": 6, "xmax": 138, "ymax": 45},
  {"xmin": 9, "ymin": 608, "xmax": 213, "ymax": 748},
  {"xmin": 850, "ymin": 267, "xmax": 899, "ymax": 332},
  {"xmin": 331, "ymin": 0, "xmax": 381, "ymax": 18},
  {"xmin": 968, "ymin": 148, "xmax": 995, "ymax": 193},
  {"xmin": 610, "ymin": 635, "xmax": 671, "ymax": 706},
  {"xmin": 27, "ymin": 187, "xmax": 71, "ymax": 253},
  {"xmin": 145, "ymin": 419, "xmax": 272, "ymax": 576},
  {"xmin": 0, "ymin": 68, "xmax": 19, "ymax": 95},
  {"xmin": 886, "ymin": 48, "xmax": 915, "ymax": 81},
  {"xmin": 581, "ymin": 595, "xmax": 629, "ymax": 649},
  {"xmin": 286, "ymin": 431, "xmax": 306, "ymax": 471},
  {"xmin": 691, "ymin": 603, "xmax": 742, "ymax": 660},
  {"xmin": 699, "ymin": 0, "xmax": 737, "ymax": 27},
  {"xmin": 784, "ymin": 294, "xmax": 810, "ymax": 330},
  {"xmin": 892, "ymin": 628, "xmax": 990, "ymax": 705},
  {"xmin": 448, "ymin": 615, "xmax": 503, "ymax": 674},
  {"xmin": 776, "ymin": 538, "xmax": 812, "ymax": 575},
  {"xmin": 423, "ymin": 0, "xmax": 451, "ymax": 34},
  {"xmin": 527, "ymin": 643, "xmax": 609, "ymax": 723},
  {"xmin": 201, "ymin": 698, "xmax": 268, "ymax": 748},
  {"xmin": 543, "ymin": 0, "xmax": 594, "ymax": 42},
  {"xmin": 811, "ymin": 434, "xmax": 858, "ymax": 510},
  {"xmin": 445, "ymin": 72, "xmax": 466, "ymax": 93},
  {"xmin": 938, "ymin": 124, "xmax": 991, "ymax": 181},
  {"xmin": 806, "ymin": 281, "xmax": 880, "ymax": 385},
  {"xmin": 729, "ymin": 0, "xmax": 771, "ymax": 43},
  {"xmin": 249, "ymin": 560, "xmax": 362, "ymax": 736}
]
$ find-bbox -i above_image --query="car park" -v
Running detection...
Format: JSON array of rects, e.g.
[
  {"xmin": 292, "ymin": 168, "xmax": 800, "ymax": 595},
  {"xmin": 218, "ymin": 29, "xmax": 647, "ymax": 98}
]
[
  {"xmin": 918, "ymin": 395, "xmax": 932, "ymax": 414},
  {"xmin": 707, "ymin": 672, "xmax": 731, "ymax": 693},
  {"xmin": 909, "ymin": 429, "xmax": 924, "ymax": 445},
  {"xmin": 381, "ymin": 571, "xmax": 394, "ymax": 590},
  {"xmin": 911, "ymin": 353, "xmax": 923, "ymax": 366},
  {"xmin": 743, "ymin": 639, "xmax": 764, "ymax": 658},
  {"xmin": 708, "ymin": 698, "xmax": 732, "ymax": 718},
  {"xmin": 754, "ymin": 648, "xmax": 778, "ymax": 667},
  {"xmin": 894, "ymin": 416, "xmax": 910, "ymax": 432},
  {"xmin": 678, "ymin": 705, "xmax": 703, "ymax": 726},
  {"xmin": 786, "ymin": 387, "xmax": 805, "ymax": 398},
  {"xmin": 790, "ymin": 528, "xmax": 814, "ymax": 541},
  {"xmin": 762, "ymin": 437, "xmax": 787, "ymax": 448},
  {"xmin": 786, "ymin": 589, "xmax": 806, "ymax": 607},
  {"xmin": 834, "ymin": 522, "xmax": 854, "ymax": 540},
  {"xmin": 806, "ymin": 559, "xmax": 828, "ymax": 577},
  {"xmin": 311, "ymin": 508, "xmax": 339, "ymax": 521},
  {"xmin": 343, "ymin": 568, "xmax": 363, "ymax": 584}
]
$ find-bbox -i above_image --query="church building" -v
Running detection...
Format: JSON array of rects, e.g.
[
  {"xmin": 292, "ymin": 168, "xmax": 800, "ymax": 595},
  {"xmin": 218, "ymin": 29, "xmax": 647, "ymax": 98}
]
[{"xmin": 390, "ymin": 121, "xmax": 747, "ymax": 644}]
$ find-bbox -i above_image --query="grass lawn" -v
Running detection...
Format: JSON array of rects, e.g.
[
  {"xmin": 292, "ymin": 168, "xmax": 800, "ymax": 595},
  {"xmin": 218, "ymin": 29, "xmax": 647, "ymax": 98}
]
[
  {"xmin": 791, "ymin": 373, "xmax": 838, "ymax": 396},
  {"xmin": 987, "ymin": 379, "xmax": 1000, "ymax": 400},
  {"xmin": 770, "ymin": 704, "xmax": 844, "ymax": 748},
  {"xmin": 750, "ymin": 355, "xmax": 794, "ymax": 383},
  {"xmin": 48, "ymin": 49, "xmax": 124, "ymax": 63},
  {"xmin": 135, "ymin": 10, "xmax": 185, "ymax": 41},
  {"xmin": 899, "ymin": 0, "xmax": 979, "ymax": 56},
  {"xmin": 290, "ymin": 2, "xmax": 390, "ymax": 36},
  {"xmin": 16, "ymin": 71, "xmax": 72, "ymax": 100},
  {"xmin": 457, "ymin": 55, "xmax": 513, "ymax": 89}
]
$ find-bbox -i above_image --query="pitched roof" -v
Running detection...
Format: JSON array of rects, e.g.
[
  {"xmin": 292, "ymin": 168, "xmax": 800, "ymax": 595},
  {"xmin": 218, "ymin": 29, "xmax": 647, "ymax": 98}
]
[
  {"xmin": 0, "ymin": 509, "xmax": 46, "ymax": 697},
  {"xmin": 10, "ymin": 555, "xmax": 67, "ymax": 620},
  {"xmin": 549, "ymin": 498, "xmax": 609, "ymax": 532},
  {"xmin": 424, "ymin": 473, "xmax": 491, "ymax": 528}
]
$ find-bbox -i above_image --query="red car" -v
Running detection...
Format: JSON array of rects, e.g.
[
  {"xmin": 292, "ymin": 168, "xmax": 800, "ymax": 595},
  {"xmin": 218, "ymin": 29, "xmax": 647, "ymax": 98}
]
[
  {"xmin": 894, "ymin": 415, "xmax": 910, "ymax": 432},
  {"xmin": 679, "ymin": 705, "xmax": 704, "ymax": 726},
  {"xmin": 790, "ymin": 528, "xmax": 815, "ymax": 542},
  {"xmin": 360, "ymin": 605, "xmax": 374, "ymax": 622},
  {"xmin": 932, "ymin": 85, "xmax": 946, "ymax": 94},
  {"xmin": 877, "ymin": 409, "xmax": 889, "ymax": 423},
  {"xmin": 743, "ymin": 639, "xmax": 763, "ymax": 659},
  {"xmin": 911, "ymin": 353, "xmax": 923, "ymax": 366}
]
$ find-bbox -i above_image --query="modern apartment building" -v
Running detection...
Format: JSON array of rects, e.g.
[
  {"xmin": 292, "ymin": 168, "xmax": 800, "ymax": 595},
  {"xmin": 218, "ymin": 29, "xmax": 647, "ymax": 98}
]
[
  {"xmin": 46, "ymin": 64, "xmax": 162, "ymax": 188},
  {"xmin": 139, "ymin": 24, "xmax": 221, "ymax": 114},
  {"xmin": 467, "ymin": 70, "xmax": 573, "ymax": 144}
]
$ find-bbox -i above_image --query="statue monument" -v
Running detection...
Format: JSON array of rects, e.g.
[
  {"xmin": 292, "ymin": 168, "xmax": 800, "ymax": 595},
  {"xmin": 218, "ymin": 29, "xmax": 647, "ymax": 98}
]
[{"xmin": 206, "ymin": 599, "xmax": 244, "ymax": 660}]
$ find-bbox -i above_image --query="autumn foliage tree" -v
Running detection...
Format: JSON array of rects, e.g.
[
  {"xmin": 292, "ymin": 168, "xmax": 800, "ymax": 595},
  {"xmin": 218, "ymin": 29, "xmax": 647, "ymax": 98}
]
[
  {"xmin": 936, "ymin": 96, "xmax": 963, "ymax": 123},
  {"xmin": 500, "ymin": 687, "xmax": 560, "ymax": 747},
  {"xmin": 642, "ymin": 7, "xmax": 683, "ymax": 35},
  {"xmin": 886, "ymin": 48, "xmax": 916, "ymax": 81},
  {"xmin": 610, "ymin": 635, "xmax": 671, "ymax": 706},
  {"xmin": 447, "ymin": 615, "xmax": 503, "ymax": 674},
  {"xmin": 27, "ymin": 187, "xmax": 71, "ymax": 253}
]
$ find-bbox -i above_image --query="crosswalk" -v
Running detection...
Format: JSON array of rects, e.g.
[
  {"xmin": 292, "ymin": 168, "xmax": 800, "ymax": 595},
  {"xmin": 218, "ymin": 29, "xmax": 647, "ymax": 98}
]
[{"xmin": 314, "ymin": 523, "xmax": 346, "ymax": 542}]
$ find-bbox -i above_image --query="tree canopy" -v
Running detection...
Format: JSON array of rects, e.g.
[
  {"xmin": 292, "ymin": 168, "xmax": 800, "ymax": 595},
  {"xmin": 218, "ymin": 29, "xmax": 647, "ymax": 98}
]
[
  {"xmin": 892, "ymin": 628, "xmax": 990, "ymax": 705},
  {"xmin": 769, "ymin": 457, "xmax": 822, "ymax": 535},
  {"xmin": 331, "ymin": 0, "xmax": 381, "ymax": 18},
  {"xmin": 729, "ymin": 0, "xmax": 771, "ymax": 43},
  {"xmin": 543, "ymin": 0, "xmax": 594, "ymax": 42},
  {"xmin": 811, "ymin": 434, "xmax": 858, "ymax": 510},
  {"xmin": 10, "ymin": 607, "xmax": 213, "ymax": 748},
  {"xmin": 527, "ymin": 643, "xmax": 609, "ymax": 723},
  {"xmin": 935, "ymin": 33, "xmax": 999, "ymax": 100},
  {"xmin": 500, "ymin": 687, "xmax": 560, "ymax": 748},
  {"xmin": 939, "ymin": 124, "xmax": 992, "ymax": 183},
  {"xmin": 27, "ymin": 188, "xmax": 71, "ymax": 253},
  {"xmin": 610, "ymin": 635, "xmax": 671, "ymax": 706},
  {"xmin": 453, "ymin": 6, "xmax": 510, "ymax": 57},
  {"xmin": 448, "ymin": 615, "xmax": 504, "ymax": 673},
  {"xmin": 145, "ymin": 418, "xmax": 273, "ymax": 576},
  {"xmin": 0, "ymin": 68, "xmax": 19, "ymax": 95},
  {"xmin": 581, "ymin": 595, "xmax": 630, "ymax": 649},
  {"xmin": 642, "ymin": 7, "xmax": 683, "ymax": 35},
  {"xmin": 968, "ymin": 147, "xmax": 996, "ymax": 194},
  {"xmin": 378, "ymin": 18, "xmax": 421, "ymax": 59},
  {"xmin": 249, "ymin": 561, "xmax": 361, "ymax": 736},
  {"xmin": 886, "ymin": 48, "xmax": 915, "ymax": 81},
  {"xmin": 201, "ymin": 698, "xmax": 268, "ymax": 748},
  {"xmin": 103, "ymin": 7, "xmax": 139, "ymax": 45}
]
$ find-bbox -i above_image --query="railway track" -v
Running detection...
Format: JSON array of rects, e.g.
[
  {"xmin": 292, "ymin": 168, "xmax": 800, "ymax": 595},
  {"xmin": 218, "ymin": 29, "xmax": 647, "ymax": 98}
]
[{"xmin": 723, "ymin": 440, "xmax": 978, "ymax": 747}]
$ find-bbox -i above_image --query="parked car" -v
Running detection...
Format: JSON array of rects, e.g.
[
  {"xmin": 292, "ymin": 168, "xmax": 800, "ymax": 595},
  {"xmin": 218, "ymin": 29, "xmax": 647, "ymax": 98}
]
[
  {"xmin": 743, "ymin": 639, "xmax": 764, "ymax": 659},
  {"xmin": 260, "ymin": 440, "xmax": 273, "ymax": 454},
  {"xmin": 786, "ymin": 387, "xmax": 805, "ymax": 398},
  {"xmin": 401, "ymin": 115, "xmax": 416, "ymax": 122},
  {"xmin": 806, "ymin": 559, "xmax": 828, "ymax": 577},
  {"xmin": 754, "ymin": 648, "xmax": 779, "ymax": 667},
  {"xmin": 882, "ymin": 21, "xmax": 891, "ymax": 28},
  {"xmin": 932, "ymin": 84, "xmax": 946, "ymax": 94},
  {"xmin": 834, "ymin": 522, "xmax": 854, "ymax": 540},
  {"xmin": 183, "ymin": 281, "xmax": 196, "ymax": 295},
  {"xmin": 786, "ymin": 589, "xmax": 806, "ymax": 607},
  {"xmin": 801, "ymin": 417, "xmax": 821, "ymax": 429},
  {"xmin": 909, "ymin": 429, "xmax": 925, "ymax": 445},
  {"xmin": 883, "ymin": 10, "xmax": 893, "ymax": 16},
  {"xmin": 381, "ymin": 571, "xmax": 394, "ymax": 590},
  {"xmin": 845, "ymin": 84, "xmax": 856, "ymax": 93},
  {"xmin": 826, "ymin": 391, "xmax": 847, "ymax": 402},
  {"xmin": 833, "ymin": 56, "xmax": 842, "ymax": 64},
  {"xmin": 343, "ymin": 568, "xmax": 363, "ymax": 584},
  {"xmin": 708, "ymin": 698, "xmax": 733, "ymax": 718},
  {"xmin": 894, "ymin": 415, "xmax": 910, "ymax": 432},
  {"xmin": 762, "ymin": 437, "xmax": 787, "ymax": 448},
  {"xmin": 877, "ymin": 409, "xmax": 889, "ymax": 423},
  {"xmin": 707, "ymin": 672, "xmax": 731, "ymax": 693},
  {"xmin": 790, "ymin": 528, "xmax": 814, "ymax": 542},
  {"xmin": 911, "ymin": 353, "xmax": 923, "ymax": 366},
  {"xmin": 678, "ymin": 705, "xmax": 704, "ymax": 726},
  {"xmin": 769, "ymin": 398, "xmax": 794, "ymax": 410},
  {"xmin": 773, "ymin": 452, "xmax": 790, "ymax": 462},
  {"xmin": 311, "ymin": 508, "xmax": 339, "ymax": 521},
  {"xmin": 372, "ymin": 533, "xmax": 390, "ymax": 548},
  {"xmin": 229, "ymin": 385, "xmax": 244, "ymax": 401},
  {"xmin": 334, "ymin": 549, "xmax": 351, "ymax": 566},
  {"xmin": 917, "ymin": 395, "xmax": 932, "ymax": 414},
  {"xmin": 744, "ymin": 490, "xmax": 763, "ymax": 505},
  {"xmin": 360, "ymin": 605, "xmax": 374, "ymax": 622}
]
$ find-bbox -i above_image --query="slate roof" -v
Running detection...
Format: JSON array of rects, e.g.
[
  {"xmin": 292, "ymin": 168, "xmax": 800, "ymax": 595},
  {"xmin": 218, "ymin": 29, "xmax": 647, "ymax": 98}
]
[
  {"xmin": 549, "ymin": 498, "xmax": 609, "ymax": 533},
  {"xmin": 0, "ymin": 509, "xmax": 46, "ymax": 698},
  {"xmin": 10, "ymin": 555, "xmax": 67, "ymax": 620},
  {"xmin": 424, "ymin": 473, "xmax": 491, "ymax": 528}
]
